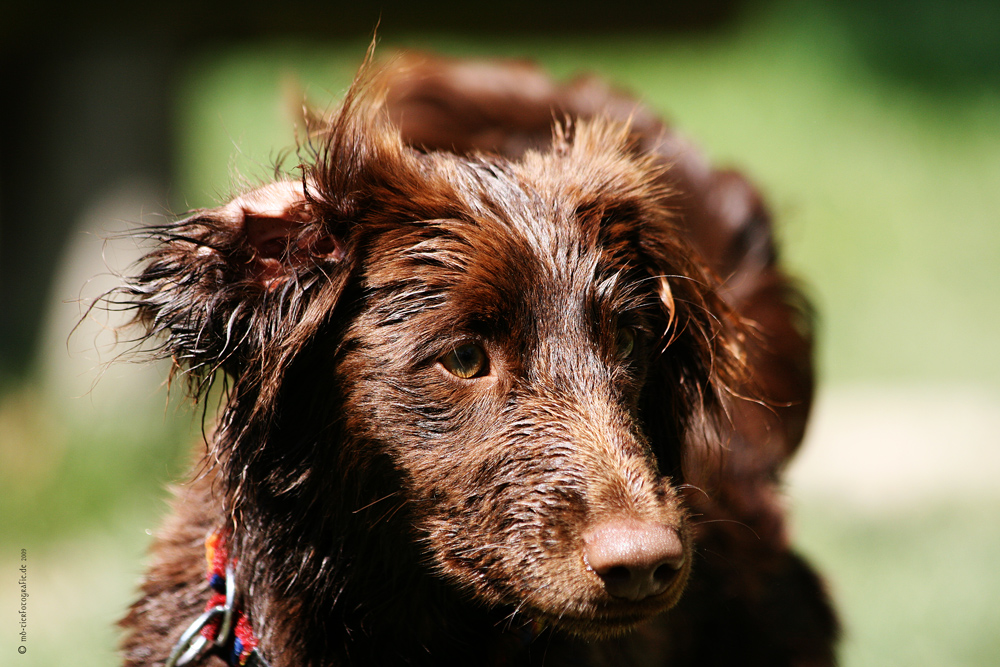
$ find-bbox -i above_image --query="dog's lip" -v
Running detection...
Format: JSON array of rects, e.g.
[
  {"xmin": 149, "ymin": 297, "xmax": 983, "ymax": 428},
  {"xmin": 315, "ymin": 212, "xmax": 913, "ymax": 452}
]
[
  {"xmin": 531, "ymin": 600, "xmax": 668, "ymax": 631},
  {"xmin": 597, "ymin": 581, "xmax": 685, "ymax": 609},
  {"xmin": 523, "ymin": 581, "xmax": 683, "ymax": 628}
]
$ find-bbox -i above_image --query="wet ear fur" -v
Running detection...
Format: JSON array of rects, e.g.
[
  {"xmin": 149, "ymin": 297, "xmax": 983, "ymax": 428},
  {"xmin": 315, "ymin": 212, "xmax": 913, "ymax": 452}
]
[{"xmin": 119, "ymin": 65, "xmax": 413, "ymax": 409}]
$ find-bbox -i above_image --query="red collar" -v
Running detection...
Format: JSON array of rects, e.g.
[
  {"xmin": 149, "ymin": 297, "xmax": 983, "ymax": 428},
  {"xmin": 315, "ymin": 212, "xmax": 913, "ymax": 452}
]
[{"xmin": 165, "ymin": 530, "xmax": 269, "ymax": 667}]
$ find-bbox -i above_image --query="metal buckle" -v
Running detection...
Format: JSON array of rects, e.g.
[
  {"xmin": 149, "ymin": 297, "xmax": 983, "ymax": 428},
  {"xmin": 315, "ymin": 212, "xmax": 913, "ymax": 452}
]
[{"xmin": 165, "ymin": 565, "xmax": 236, "ymax": 667}]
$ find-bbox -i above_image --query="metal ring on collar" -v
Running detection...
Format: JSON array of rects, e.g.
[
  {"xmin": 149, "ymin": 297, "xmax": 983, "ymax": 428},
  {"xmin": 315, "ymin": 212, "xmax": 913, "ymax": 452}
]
[
  {"xmin": 165, "ymin": 565, "xmax": 236, "ymax": 667},
  {"xmin": 165, "ymin": 606, "xmax": 225, "ymax": 667}
]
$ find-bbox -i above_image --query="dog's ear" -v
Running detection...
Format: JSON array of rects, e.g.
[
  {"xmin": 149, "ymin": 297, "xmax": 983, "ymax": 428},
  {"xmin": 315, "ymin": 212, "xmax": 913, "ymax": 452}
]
[
  {"xmin": 638, "ymin": 227, "xmax": 749, "ymax": 454},
  {"xmin": 121, "ymin": 175, "xmax": 353, "ymax": 398},
  {"xmin": 121, "ymin": 56, "xmax": 420, "ymax": 397}
]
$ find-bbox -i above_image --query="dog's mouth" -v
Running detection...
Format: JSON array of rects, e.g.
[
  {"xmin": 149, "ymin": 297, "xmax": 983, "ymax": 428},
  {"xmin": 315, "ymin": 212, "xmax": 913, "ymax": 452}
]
[{"xmin": 525, "ymin": 579, "xmax": 689, "ymax": 638}]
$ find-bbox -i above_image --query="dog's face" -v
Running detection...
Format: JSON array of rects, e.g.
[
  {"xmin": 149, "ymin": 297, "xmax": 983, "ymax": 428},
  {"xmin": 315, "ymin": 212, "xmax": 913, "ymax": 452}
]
[
  {"xmin": 337, "ymin": 153, "xmax": 694, "ymax": 635},
  {"xmin": 126, "ymin": 95, "xmax": 740, "ymax": 638}
]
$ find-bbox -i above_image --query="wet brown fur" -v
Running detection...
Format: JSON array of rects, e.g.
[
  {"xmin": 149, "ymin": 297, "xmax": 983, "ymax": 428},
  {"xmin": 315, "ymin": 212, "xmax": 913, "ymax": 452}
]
[{"xmin": 116, "ymin": 52, "xmax": 837, "ymax": 666}]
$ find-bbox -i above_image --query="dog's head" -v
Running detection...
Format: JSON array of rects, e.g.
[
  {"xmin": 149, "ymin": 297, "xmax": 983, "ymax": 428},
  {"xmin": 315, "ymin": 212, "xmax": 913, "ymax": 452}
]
[{"xmin": 122, "ymin": 70, "xmax": 746, "ymax": 638}]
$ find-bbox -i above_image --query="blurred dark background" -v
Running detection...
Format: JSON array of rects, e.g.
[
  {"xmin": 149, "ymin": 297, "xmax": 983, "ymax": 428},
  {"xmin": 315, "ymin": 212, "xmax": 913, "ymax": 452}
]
[{"xmin": 2, "ymin": 1, "xmax": 998, "ymax": 664}]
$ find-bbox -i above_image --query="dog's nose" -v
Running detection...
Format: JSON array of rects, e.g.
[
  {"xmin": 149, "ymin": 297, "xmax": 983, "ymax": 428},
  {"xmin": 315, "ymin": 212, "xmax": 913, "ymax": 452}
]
[{"xmin": 583, "ymin": 520, "xmax": 685, "ymax": 601}]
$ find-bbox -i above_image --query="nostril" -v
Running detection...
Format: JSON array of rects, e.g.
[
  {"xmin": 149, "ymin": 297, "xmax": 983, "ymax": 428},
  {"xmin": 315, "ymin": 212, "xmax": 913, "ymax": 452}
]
[
  {"xmin": 583, "ymin": 519, "xmax": 686, "ymax": 601},
  {"xmin": 602, "ymin": 565, "xmax": 631, "ymax": 588},
  {"xmin": 653, "ymin": 563, "xmax": 679, "ymax": 587}
]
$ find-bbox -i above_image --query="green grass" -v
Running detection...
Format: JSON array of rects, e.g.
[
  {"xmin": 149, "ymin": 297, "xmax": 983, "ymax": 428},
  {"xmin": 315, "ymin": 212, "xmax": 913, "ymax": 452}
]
[
  {"xmin": 0, "ymin": 384, "xmax": 197, "ymax": 665},
  {"xmin": 794, "ymin": 501, "xmax": 1000, "ymax": 666},
  {"xmin": 0, "ymin": 385, "xmax": 197, "ymax": 546}
]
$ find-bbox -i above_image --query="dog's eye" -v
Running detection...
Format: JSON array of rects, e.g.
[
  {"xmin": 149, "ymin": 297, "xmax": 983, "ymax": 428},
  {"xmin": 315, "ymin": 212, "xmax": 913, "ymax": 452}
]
[
  {"xmin": 440, "ymin": 343, "xmax": 489, "ymax": 379},
  {"xmin": 615, "ymin": 327, "xmax": 636, "ymax": 359}
]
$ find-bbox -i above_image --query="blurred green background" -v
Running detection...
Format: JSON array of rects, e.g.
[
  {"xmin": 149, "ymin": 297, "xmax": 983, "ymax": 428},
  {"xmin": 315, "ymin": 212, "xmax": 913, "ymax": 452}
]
[{"xmin": 2, "ymin": 1, "xmax": 998, "ymax": 664}]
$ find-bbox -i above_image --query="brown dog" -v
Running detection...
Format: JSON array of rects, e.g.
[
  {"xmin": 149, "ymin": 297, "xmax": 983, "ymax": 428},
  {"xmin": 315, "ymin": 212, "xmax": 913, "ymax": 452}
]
[{"xmin": 117, "ymin": 52, "xmax": 837, "ymax": 666}]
